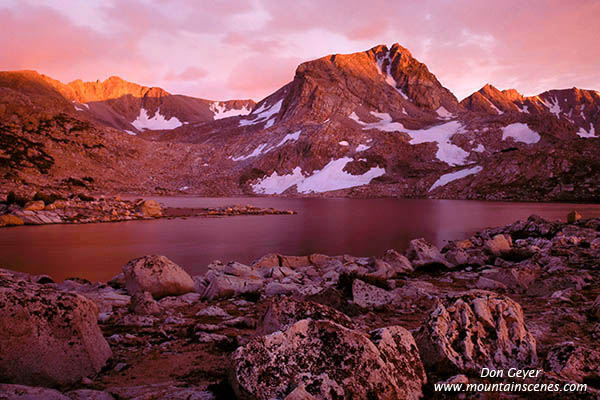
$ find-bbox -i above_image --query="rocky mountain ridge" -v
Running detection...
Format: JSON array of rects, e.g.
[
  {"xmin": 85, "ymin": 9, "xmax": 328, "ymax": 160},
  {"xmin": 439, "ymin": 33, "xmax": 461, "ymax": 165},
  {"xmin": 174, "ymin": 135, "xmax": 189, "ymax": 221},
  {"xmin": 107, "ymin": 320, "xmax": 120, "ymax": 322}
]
[
  {"xmin": 1, "ymin": 43, "xmax": 599, "ymax": 201},
  {"xmin": 0, "ymin": 70, "xmax": 255, "ymax": 134}
]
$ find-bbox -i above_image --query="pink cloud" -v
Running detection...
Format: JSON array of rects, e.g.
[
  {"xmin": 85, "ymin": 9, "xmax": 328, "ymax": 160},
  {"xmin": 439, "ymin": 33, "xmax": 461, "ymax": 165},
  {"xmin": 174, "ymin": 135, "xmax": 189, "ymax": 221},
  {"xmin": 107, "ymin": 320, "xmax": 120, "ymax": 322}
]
[
  {"xmin": 163, "ymin": 66, "xmax": 208, "ymax": 82},
  {"xmin": 0, "ymin": 0, "xmax": 598, "ymax": 102}
]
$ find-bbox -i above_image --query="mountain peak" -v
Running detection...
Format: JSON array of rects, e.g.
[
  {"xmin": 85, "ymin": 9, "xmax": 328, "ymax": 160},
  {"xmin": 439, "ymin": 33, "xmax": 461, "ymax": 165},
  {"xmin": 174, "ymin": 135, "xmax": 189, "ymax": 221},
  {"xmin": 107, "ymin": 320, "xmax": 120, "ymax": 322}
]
[{"xmin": 501, "ymin": 88, "xmax": 524, "ymax": 101}]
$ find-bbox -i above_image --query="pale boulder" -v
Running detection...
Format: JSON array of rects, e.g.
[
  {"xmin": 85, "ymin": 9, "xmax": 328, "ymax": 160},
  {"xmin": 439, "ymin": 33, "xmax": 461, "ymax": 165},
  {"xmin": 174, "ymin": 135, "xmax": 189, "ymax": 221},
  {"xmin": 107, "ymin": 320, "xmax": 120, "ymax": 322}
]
[
  {"xmin": 123, "ymin": 255, "xmax": 195, "ymax": 299},
  {"xmin": 414, "ymin": 290, "xmax": 537, "ymax": 375},
  {"xmin": 0, "ymin": 280, "xmax": 112, "ymax": 386}
]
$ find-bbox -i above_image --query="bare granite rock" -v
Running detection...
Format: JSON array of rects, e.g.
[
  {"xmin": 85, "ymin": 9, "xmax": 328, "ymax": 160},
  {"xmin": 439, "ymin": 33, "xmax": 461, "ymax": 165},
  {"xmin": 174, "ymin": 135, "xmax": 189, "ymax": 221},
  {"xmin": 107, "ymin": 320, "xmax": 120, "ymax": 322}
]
[
  {"xmin": 414, "ymin": 290, "xmax": 537, "ymax": 375},
  {"xmin": 123, "ymin": 255, "xmax": 195, "ymax": 299},
  {"xmin": 231, "ymin": 319, "xmax": 426, "ymax": 400},
  {"xmin": 0, "ymin": 277, "xmax": 112, "ymax": 386}
]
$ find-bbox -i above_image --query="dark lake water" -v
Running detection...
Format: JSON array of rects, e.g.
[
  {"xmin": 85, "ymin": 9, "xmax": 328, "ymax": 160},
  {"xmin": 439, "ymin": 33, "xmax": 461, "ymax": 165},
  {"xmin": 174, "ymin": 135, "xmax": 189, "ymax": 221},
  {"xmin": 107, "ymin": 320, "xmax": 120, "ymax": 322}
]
[{"xmin": 1, "ymin": 197, "xmax": 599, "ymax": 282}]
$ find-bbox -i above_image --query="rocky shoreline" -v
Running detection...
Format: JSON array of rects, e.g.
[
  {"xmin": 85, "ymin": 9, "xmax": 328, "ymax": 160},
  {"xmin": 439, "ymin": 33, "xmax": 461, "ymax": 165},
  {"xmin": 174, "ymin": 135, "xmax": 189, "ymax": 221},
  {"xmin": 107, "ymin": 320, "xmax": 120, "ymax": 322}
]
[
  {"xmin": 1, "ymin": 214, "xmax": 599, "ymax": 399},
  {"xmin": 0, "ymin": 192, "xmax": 296, "ymax": 228}
]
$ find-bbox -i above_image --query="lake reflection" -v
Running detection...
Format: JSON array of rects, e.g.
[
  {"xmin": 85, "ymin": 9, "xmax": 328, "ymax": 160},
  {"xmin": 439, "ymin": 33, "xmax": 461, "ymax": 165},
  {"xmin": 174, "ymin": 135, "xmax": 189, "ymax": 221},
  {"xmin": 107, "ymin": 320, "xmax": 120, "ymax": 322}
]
[{"xmin": 1, "ymin": 197, "xmax": 599, "ymax": 282}]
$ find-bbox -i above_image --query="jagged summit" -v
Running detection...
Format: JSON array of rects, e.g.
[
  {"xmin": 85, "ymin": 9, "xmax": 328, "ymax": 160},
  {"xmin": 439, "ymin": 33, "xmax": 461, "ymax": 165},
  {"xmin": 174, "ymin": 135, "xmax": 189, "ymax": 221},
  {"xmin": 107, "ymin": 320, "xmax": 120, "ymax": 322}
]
[{"xmin": 248, "ymin": 42, "xmax": 461, "ymax": 127}]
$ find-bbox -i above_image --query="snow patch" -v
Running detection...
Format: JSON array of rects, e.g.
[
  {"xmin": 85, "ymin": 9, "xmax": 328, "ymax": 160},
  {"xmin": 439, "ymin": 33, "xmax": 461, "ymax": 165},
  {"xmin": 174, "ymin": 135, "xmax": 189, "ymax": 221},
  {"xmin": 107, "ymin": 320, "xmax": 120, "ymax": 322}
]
[
  {"xmin": 516, "ymin": 104, "xmax": 529, "ymax": 113},
  {"xmin": 239, "ymin": 99, "xmax": 283, "ymax": 127},
  {"xmin": 275, "ymin": 130, "xmax": 301, "ymax": 147},
  {"xmin": 483, "ymin": 97, "xmax": 504, "ymax": 115},
  {"xmin": 501, "ymin": 123, "xmax": 541, "ymax": 144},
  {"xmin": 356, "ymin": 144, "xmax": 371, "ymax": 152},
  {"xmin": 339, "ymin": 141, "xmax": 349, "ymax": 146},
  {"xmin": 541, "ymin": 96, "xmax": 562, "ymax": 118},
  {"xmin": 350, "ymin": 112, "xmax": 470, "ymax": 166},
  {"xmin": 124, "ymin": 130, "xmax": 137, "ymax": 136},
  {"xmin": 210, "ymin": 102, "xmax": 251, "ymax": 119},
  {"xmin": 231, "ymin": 143, "xmax": 268, "ymax": 161},
  {"xmin": 577, "ymin": 123, "xmax": 596, "ymax": 138},
  {"xmin": 436, "ymin": 106, "xmax": 453, "ymax": 119},
  {"xmin": 132, "ymin": 107, "xmax": 183, "ymax": 131},
  {"xmin": 473, "ymin": 143, "xmax": 485, "ymax": 153},
  {"xmin": 264, "ymin": 119, "xmax": 275, "ymax": 129},
  {"xmin": 375, "ymin": 53, "xmax": 408, "ymax": 99},
  {"xmin": 404, "ymin": 121, "xmax": 470, "ymax": 166},
  {"xmin": 72, "ymin": 101, "xmax": 89, "ymax": 112},
  {"xmin": 252, "ymin": 157, "xmax": 385, "ymax": 194},
  {"xmin": 179, "ymin": 186, "xmax": 189, "ymax": 191},
  {"xmin": 231, "ymin": 130, "xmax": 302, "ymax": 161},
  {"xmin": 429, "ymin": 166, "xmax": 483, "ymax": 191},
  {"xmin": 349, "ymin": 111, "xmax": 406, "ymax": 132}
]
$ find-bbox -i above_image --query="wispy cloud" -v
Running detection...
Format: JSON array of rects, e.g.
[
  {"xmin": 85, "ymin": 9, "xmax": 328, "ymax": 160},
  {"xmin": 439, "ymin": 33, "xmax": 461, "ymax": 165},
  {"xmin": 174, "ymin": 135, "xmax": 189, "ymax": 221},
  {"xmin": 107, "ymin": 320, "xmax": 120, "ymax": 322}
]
[{"xmin": 0, "ymin": 0, "xmax": 598, "ymax": 101}]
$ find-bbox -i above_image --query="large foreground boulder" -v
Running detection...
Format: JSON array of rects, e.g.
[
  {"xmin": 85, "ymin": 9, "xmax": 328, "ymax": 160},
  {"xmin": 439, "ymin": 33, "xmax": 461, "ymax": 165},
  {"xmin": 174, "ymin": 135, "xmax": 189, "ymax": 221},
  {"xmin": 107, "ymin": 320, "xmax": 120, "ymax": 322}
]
[
  {"xmin": 231, "ymin": 319, "xmax": 426, "ymax": 400},
  {"xmin": 414, "ymin": 290, "xmax": 537, "ymax": 375},
  {"xmin": 0, "ymin": 278, "xmax": 112, "ymax": 386},
  {"xmin": 122, "ymin": 255, "xmax": 195, "ymax": 299}
]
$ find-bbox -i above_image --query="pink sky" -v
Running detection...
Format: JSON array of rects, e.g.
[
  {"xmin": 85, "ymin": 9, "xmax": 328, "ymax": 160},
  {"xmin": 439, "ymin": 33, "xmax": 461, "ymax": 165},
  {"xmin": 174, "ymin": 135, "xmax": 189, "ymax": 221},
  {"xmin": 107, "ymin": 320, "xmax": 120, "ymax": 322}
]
[{"xmin": 1, "ymin": 0, "xmax": 599, "ymax": 102}]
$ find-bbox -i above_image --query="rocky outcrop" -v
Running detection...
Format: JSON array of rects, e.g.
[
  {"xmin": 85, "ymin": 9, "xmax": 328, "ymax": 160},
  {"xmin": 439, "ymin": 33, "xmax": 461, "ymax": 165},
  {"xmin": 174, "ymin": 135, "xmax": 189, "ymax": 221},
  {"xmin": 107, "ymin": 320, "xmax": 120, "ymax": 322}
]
[
  {"xmin": 231, "ymin": 319, "xmax": 426, "ymax": 400},
  {"xmin": 122, "ymin": 255, "xmax": 195, "ymax": 299},
  {"xmin": 0, "ymin": 277, "xmax": 112, "ymax": 386},
  {"xmin": 414, "ymin": 290, "xmax": 537, "ymax": 375}
]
